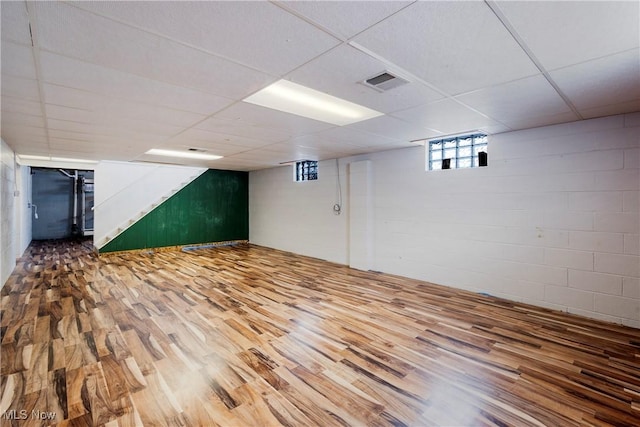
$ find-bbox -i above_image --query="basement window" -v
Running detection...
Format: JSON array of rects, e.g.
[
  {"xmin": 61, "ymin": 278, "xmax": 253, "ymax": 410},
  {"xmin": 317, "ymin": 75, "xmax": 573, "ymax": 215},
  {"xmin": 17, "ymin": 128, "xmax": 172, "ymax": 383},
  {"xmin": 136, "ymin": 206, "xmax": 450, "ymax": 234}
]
[
  {"xmin": 427, "ymin": 133, "xmax": 488, "ymax": 170},
  {"xmin": 294, "ymin": 160, "xmax": 318, "ymax": 182}
]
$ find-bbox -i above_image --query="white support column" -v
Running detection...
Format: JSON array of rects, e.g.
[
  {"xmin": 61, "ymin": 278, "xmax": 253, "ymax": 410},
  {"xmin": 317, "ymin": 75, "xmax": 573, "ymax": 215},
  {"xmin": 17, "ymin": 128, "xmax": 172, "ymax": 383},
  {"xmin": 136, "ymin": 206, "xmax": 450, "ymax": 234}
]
[{"xmin": 349, "ymin": 160, "xmax": 374, "ymax": 271}]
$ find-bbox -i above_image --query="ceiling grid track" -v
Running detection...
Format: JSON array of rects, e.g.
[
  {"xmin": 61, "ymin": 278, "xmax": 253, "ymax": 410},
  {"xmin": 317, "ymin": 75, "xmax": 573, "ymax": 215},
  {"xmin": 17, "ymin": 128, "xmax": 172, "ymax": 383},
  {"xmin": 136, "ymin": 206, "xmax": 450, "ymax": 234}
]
[
  {"xmin": 25, "ymin": 1, "xmax": 53, "ymax": 155},
  {"xmin": 485, "ymin": 0, "xmax": 584, "ymax": 120}
]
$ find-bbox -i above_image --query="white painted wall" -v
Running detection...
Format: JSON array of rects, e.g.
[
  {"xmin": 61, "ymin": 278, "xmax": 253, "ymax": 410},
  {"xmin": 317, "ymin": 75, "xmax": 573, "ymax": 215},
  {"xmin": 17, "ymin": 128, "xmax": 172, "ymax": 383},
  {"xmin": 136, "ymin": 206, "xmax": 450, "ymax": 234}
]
[
  {"xmin": 94, "ymin": 161, "xmax": 207, "ymax": 247},
  {"xmin": 1, "ymin": 139, "xmax": 32, "ymax": 288},
  {"xmin": 249, "ymin": 113, "xmax": 640, "ymax": 327},
  {"xmin": 250, "ymin": 159, "xmax": 349, "ymax": 264}
]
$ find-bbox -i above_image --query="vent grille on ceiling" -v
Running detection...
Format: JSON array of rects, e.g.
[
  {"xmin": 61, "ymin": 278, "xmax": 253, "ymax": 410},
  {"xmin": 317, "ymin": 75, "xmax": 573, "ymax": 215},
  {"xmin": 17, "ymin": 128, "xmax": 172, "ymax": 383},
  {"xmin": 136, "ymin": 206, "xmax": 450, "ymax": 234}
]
[{"xmin": 362, "ymin": 71, "xmax": 409, "ymax": 92}]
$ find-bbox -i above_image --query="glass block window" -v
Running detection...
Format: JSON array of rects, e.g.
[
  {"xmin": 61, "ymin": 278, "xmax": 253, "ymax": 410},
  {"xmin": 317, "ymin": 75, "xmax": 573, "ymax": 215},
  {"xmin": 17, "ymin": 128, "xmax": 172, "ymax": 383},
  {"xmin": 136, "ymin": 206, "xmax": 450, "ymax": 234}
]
[
  {"xmin": 427, "ymin": 133, "xmax": 487, "ymax": 170},
  {"xmin": 295, "ymin": 160, "xmax": 318, "ymax": 181}
]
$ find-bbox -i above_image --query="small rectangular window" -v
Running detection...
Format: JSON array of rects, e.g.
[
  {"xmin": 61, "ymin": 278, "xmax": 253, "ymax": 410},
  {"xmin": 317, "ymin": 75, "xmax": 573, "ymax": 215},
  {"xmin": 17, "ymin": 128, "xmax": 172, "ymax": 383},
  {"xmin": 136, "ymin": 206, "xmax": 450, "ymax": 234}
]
[
  {"xmin": 427, "ymin": 133, "xmax": 487, "ymax": 171},
  {"xmin": 295, "ymin": 160, "xmax": 318, "ymax": 182}
]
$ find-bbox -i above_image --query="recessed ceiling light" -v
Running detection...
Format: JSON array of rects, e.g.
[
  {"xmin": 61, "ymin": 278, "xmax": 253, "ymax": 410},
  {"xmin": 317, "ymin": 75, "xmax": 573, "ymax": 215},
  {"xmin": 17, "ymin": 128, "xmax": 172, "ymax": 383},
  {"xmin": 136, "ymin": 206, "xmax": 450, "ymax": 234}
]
[
  {"xmin": 243, "ymin": 79, "xmax": 383, "ymax": 126},
  {"xmin": 146, "ymin": 149, "xmax": 223, "ymax": 160}
]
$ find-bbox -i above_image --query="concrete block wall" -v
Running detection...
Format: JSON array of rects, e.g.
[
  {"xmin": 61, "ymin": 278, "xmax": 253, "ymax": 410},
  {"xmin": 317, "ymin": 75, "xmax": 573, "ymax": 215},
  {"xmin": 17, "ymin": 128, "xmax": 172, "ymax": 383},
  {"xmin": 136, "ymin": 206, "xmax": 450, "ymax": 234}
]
[
  {"xmin": 371, "ymin": 113, "xmax": 639, "ymax": 327},
  {"xmin": 0, "ymin": 139, "xmax": 16, "ymax": 287},
  {"xmin": 250, "ymin": 159, "xmax": 349, "ymax": 265},
  {"xmin": 250, "ymin": 113, "xmax": 640, "ymax": 327},
  {"xmin": 1, "ymin": 139, "xmax": 31, "ymax": 288}
]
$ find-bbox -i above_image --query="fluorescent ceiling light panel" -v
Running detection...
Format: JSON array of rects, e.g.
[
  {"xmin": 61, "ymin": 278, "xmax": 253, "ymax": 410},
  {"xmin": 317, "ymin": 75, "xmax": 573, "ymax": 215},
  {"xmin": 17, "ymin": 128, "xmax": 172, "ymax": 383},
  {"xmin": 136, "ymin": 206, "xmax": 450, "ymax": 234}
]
[
  {"xmin": 17, "ymin": 154, "xmax": 97, "ymax": 164},
  {"xmin": 51, "ymin": 157, "xmax": 98, "ymax": 163},
  {"xmin": 146, "ymin": 149, "xmax": 222, "ymax": 160},
  {"xmin": 243, "ymin": 80, "xmax": 383, "ymax": 126},
  {"xmin": 17, "ymin": 154, "xmax": 50, "ymax": 161}
]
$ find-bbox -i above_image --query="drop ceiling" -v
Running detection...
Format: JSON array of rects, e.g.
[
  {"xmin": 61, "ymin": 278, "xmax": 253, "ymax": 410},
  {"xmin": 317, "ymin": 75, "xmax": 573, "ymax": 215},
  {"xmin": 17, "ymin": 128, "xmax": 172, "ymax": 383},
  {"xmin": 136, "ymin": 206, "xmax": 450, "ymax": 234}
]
[{"xmin": 2, "ymin": 1, "xmax": 639, "ymax": 171}]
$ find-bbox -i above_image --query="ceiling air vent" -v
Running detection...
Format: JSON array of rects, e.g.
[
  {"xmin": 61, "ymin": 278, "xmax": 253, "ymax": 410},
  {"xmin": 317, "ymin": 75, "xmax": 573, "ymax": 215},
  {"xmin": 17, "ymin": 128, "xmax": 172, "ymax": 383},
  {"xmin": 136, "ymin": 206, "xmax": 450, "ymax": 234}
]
[{"xmin": 362, "ymin": 71, "xmax": 409, "ymax": 92}]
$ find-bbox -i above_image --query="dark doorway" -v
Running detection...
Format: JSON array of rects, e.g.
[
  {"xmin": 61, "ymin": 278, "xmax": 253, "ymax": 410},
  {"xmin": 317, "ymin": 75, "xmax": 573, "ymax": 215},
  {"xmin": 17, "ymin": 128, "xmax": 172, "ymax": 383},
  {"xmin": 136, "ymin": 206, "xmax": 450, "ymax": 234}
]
[{"xmin": 31, "ymin": 168, "xmax": 94, "ymax": 240}]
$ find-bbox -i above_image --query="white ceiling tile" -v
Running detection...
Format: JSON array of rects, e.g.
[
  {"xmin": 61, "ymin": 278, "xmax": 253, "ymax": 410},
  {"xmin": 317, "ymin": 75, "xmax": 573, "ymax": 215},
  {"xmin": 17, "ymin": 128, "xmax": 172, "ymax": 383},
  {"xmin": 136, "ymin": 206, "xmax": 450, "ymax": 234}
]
[
  {"xmin": 33, "ymin": 2, "xmax": 275, "ymax": 99},
  {"xmin": 1, "ymin": 41, "xmax": 37, "ymax": 79},
  {"xmin": 579, "ymin": 100, "xmax": 640, "ymax": 120},
  {"xmin": 391, "ymin": 99, "xmax": 503, "ymax": 136},
  {"xmin": 47, "ymin": 130, "xmax": 103, "ymax": 145},
  {"xmin": 1, "ymin": 96, "xmax": 42, "ymax": 117},
  {"xmin": 195, "ymin": 117, "xmax": 291, "ymax": 143},
  {"xmin": 43, "ymin": 104, "xmax": 93, "ymax": 124},
  {"xmin": 1, "ymin": 74, "xmax": 41, "ymax": 101},
  {"xmin": 288, "ymin": 134, "xmax": 398, "ymax": 158},
  {"xmin": 1, "ymin": 125, "xmax": 48, "ymax": 148},
  {"xmin": 11, "ymin": 143, "xmax": 49, "ymax": 154},
  {"xmin": 352, "ymin": 1, "xmax": 539, "ymax": 95},
  {"xmin": 477, "ymin": 124, "xmax": 512, "ymax": 135},
  {"xmin": 1, "ymin": 111, "xmax": 45, "ymax": 128},
  {"xmin": 255, "ymin": 140, "xmax": 353, "ymax": 162},
  {"xmin": 2, "ymin": 124, "xmax": 47, "ymax": 139},
  {"xmin": 46, "ymin": 147, "xmax": 121, "ymax": 161},
  {"xmin": 50, "ymin": 140, "xmax": 145, "ymax": 154},
  {"xmin": 281, "ymin": 134, "xmax": 363, "ymax": 155},
  {"xmin": 313, "ymin": 126, "xmax": 402, "ymax": 148},
  {"xmin": 347, "ymin": 115, "xmax": 442, "ymax": 142},
  {"xmin": 550, "ymin": 49, "xmax": 640, "ymax": 111},
  {"xmin": 39, "ymin": 52, "xmax": 233, "ymax": 115},
  {"xmin": 455, "ymin": 75, "xmax": 572, "ymax": 120},
  {"xmin": 48, "ymin": 139, "xmax": 143, "ymax": 155},
  {"xmin": 264, "ymin": 141, "xmax": 332, "ymax": 167},
  {"xmin": 499, "ymin": 111, "xmax": 581, "ymax": 132},
  {"xmin": 279, "ymin": 1, "xmax": 412, "ymax": 40},
  {"xmin": 43, "ymin": 84, "xmax": 206, "ymax": 128},
  {"xmin": 71, "ymin": 1, "xmax": 340, "ymax": 75},
  {"xmin": 215, "ymin": 102, "xmax": 336, "ymax": 136},
  {"xmin": 47, "ymin": 130, "xmax": 156, "ymax": 149},
  {"xmin": 49, "ymin": 139, "xmax": 105, "ymax": 152},
  {"xmin": 44, "ymin": 104, "xmax": 185, "ymax": 138},
  {"xmin": 1, "ymin": 1, "xmax": 31, "ymax": 45},
  {"xmin": 259, "ymin": 141, "xmax": 327, "ymax": 158},
  {"xmin": 166, "ymin": 128, "xmax": 272, "ymax": 150},
  {"xmin": 282, "ymin": 132, "xmax": 402, "ymax": 159},
  {"xmin": 46, "ymin": 119, "xmax": 168, "ymax": 145},
  {"xmin": 287, "ymin": 44, "xmax": 444, "ymax": 114},
  {"xmin": 495, "ymin": 0, "xmax": 640, "ymax": 71}
]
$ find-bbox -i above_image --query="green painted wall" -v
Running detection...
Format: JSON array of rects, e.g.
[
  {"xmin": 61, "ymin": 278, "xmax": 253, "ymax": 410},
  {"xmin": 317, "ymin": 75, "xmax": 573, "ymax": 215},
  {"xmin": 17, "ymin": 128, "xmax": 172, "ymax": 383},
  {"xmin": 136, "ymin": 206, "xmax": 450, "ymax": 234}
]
[{"xmin": 100, "ymin": 169, "xmax": 248, "ymax": 253}]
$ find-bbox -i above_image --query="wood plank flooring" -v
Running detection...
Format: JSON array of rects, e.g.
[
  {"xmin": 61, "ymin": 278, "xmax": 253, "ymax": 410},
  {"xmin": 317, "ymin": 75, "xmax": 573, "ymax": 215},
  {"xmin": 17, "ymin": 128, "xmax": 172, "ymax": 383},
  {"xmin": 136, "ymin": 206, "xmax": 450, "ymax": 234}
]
[{"xmin": 1, "ymin": 239, "xmax": 639, "ymax": 426}]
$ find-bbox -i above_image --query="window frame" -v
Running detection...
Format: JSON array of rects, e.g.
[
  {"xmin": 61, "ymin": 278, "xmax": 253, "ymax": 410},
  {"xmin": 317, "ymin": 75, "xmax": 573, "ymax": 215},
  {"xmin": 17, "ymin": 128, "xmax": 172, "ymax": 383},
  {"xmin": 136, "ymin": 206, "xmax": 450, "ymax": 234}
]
[
  {"xmin": 294, "ymin": 160, "xmax": 318, "ymax": 182},
  {"xmin": 427, "ymin": 133, "xmax": 488, "ymax": 171}
]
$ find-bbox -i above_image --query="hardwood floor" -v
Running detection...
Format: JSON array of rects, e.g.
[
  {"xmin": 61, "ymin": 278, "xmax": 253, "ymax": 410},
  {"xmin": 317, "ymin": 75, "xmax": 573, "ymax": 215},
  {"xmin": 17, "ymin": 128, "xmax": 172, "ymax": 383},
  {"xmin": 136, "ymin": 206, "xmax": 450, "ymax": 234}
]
[{"xmin": 1, "ymin": 239, "xmax": 639, "ymax": 426}]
